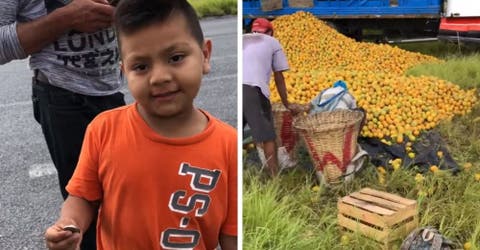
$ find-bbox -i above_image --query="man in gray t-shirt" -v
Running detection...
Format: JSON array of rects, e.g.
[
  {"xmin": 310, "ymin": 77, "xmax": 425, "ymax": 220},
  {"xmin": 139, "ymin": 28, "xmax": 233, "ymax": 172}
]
[
  {"xmin": 243, "ymin": 18, "xmax": 300, "ymax": 177},
  {"xmin": 0, "ymin": 0, "xmax": 126, "ymax": 249}
]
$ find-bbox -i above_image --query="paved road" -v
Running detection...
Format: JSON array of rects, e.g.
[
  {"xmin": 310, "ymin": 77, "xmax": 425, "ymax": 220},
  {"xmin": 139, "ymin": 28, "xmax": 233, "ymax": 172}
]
[{"xmin": 0, "ymin": 16, "xmax": 237, "ymax": 249}]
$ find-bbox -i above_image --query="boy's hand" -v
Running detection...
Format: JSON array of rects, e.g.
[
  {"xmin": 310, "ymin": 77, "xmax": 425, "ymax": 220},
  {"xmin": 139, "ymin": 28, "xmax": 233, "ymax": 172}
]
[{"xmin": 45, "ymin": 221, "xmax": 82, "ymax": 250}]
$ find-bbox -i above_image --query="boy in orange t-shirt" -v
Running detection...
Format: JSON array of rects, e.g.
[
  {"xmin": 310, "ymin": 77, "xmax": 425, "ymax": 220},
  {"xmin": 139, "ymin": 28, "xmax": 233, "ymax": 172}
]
[{"xmin": 44, "ymin": 0, "xmax": 237, "ymax": 249}]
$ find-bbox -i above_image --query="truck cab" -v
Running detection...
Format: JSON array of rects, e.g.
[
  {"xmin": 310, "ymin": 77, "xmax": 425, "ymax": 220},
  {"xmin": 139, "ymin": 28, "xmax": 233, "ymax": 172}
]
[{"xmin": 438, "ymin": 1, "xmax": 480, "ymax": 43}]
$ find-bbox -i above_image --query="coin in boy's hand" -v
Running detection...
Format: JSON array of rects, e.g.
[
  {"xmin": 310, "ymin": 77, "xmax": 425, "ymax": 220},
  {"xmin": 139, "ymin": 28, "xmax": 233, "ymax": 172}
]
[{"xmin": 63, "ymin": 225, "xmax": 80, "ymax": 233}]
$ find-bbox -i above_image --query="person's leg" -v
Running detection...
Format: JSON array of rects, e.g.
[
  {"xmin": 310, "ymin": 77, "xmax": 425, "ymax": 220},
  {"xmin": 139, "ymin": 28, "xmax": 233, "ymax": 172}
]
[
  {"xmin": 32, "ymin": 78, "xmax": 125, "ymax": 249},
  {"xmin": 243, "ymin": 85, "xmax": 278, "ymax": 176},
  {"xmin": 262, "ymin": 140, "xmax": 279, "ymax": 176}
]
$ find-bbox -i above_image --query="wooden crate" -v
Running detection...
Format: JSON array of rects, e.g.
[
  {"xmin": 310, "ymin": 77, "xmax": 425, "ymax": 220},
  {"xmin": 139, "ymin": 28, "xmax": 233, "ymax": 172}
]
[{"xmin": 338, "ymin": 188, "xmax": 418, "ymax": 247}]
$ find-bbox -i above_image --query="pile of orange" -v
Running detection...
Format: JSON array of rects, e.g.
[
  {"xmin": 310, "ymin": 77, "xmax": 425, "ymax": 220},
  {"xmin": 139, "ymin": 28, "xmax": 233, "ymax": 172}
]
[{"xmin": 269, "ymin": 11, "xmax": 477, "ymax": 139}]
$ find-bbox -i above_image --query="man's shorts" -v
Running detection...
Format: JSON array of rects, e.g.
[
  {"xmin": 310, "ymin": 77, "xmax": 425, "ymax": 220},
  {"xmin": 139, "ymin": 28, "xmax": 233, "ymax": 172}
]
[{"xmin": 243, "ymin": 85, "xmax": 276, "ymax": 142}]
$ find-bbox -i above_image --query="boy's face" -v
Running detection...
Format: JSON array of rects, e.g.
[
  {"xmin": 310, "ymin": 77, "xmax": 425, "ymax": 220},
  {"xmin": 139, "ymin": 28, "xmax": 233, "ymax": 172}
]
[{"xmin": 120, "ymin": 13, "xmax": 211, "ymax": 119}]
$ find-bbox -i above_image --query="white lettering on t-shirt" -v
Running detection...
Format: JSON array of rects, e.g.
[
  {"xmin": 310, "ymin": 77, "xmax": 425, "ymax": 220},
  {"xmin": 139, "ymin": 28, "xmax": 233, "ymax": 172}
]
[{"xmin": 161, "ymin": 162, "xmax": 222, "ymax": 249}]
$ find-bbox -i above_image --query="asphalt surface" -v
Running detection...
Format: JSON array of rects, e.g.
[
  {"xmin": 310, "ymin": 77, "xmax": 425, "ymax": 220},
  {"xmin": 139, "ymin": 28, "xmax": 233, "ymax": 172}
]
[{"xmin": 0, "ymin": 16, "xmax": 237, "ymax": 249}]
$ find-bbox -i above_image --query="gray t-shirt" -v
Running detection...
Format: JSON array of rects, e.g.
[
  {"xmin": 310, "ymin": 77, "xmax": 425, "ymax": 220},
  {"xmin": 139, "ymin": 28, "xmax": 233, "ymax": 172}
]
[
  {"xmin": 242, "ymin": 33, "xmax": 289, "ymax": 99},
  {"xmin": 0, "ymin": 0, "xmax": 123, "ymax": 96}
]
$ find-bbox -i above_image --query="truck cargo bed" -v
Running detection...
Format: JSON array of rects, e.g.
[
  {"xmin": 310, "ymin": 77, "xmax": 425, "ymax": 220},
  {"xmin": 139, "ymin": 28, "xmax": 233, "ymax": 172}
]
[{"xmin": 243, "ymin": 0, "xmax": 442, "ymax": 18}]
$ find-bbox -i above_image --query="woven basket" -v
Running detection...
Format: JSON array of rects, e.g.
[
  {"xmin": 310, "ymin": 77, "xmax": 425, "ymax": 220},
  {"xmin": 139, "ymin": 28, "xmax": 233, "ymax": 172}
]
[
  {"xmin": 260, "ymin": 0, "xmax": 283, "ymax": 11},
  {"xmin": 294, "ymin": 110, "xmax": 364, "ymax": 184},
  {"xmin": 288, "ymin": 0, "xmax": 313, "ymax": 8},
  {"xmin": 272, "ymin": 103, "xmax": 298, "ymax": 159}
]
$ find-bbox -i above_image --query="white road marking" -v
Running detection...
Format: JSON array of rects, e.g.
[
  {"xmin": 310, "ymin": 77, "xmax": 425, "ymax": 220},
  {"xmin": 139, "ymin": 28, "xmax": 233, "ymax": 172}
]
[
  {"xmin": 1, "ymin": 74, "xmax": 237, "ymax": 108},
  {"xmin": 119, "ymin": 74, "xmax": 237, "ymax": 92},
  {"xmin": 211, "ymin": 54, "xmax": 236, "ymax": 60},
  {"xmin": 0, "ymin": 101, "xmax": 31, "ymax": 108},
  {"xmin": 204, "ymin": 74, "xmax": 237, "ymax": 81},
  {"xmin": 28, "ymin": 163, "xmax": 57, "ymax": 179}
]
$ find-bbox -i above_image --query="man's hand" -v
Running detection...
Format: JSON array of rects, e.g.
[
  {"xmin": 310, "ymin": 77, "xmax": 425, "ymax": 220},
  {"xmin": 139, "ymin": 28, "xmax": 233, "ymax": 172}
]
[
  {"xmin": 63, "ymin": 0, "xmax": 115, "ymax": 33},
  {"xmin": 286, "ymin": 103, "xmax": 306, "ymax": 116},
  {"xmin": 45, "ymin": 219, "xmax": 82, "ymax": 250},
  {"xmin": 14, "ymin": 0, "xmax": 115, "ymax": 56}
]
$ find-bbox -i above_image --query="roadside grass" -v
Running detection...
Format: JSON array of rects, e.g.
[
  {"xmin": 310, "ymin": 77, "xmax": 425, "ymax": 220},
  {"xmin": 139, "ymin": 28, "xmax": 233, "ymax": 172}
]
[
  {"xmin": 395, "ymin": 41, "xmax": 480, "ymax": 59},
  {"xmin": 188, "ymin": 0, "xmax": 237, "ymax": 18},
  {"xmin": 406, "ymin": 54, "xmax": 480, "ymax": 89},
  {"xmin": 243, "ymin": 148, "xmax": 480, "ymax": 249},
  {"xmin": 243, "ymin": 45, "xmax": 480, "ymax": 249}
]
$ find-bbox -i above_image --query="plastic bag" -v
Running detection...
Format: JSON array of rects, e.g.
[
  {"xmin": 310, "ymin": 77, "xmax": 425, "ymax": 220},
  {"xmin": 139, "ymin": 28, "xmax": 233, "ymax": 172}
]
[
  {"xmin": 257, "ymin": 146, "xmax": 296, "ymax": 172},
  {"xmin": 309, "ymin": 80, "xmax": 357, "ymax": 114}
]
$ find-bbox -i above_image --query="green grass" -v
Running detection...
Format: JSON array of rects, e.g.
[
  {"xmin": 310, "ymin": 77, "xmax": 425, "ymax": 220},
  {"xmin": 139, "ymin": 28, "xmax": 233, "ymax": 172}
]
[
  {"xmin": 406, "ymin": 55, "xmax": 480, "ymax": 89},
  {"xmin": 394, "ymin": 41, "xmax": 480, "ymax": 59},
  {"xmin": 243, "ymin": 46, "xmax": 480, "ymax": 249},
  {"xmin": 244, "ymin": 162, "xmax": 480, "ymax": 249},
  {"xmin": 188, "ymin": 0, "xmax": 237, "ymax": 18},
  {"xmin": 243, "ymin": 172, "xmax": 320, "ymax": 249}
]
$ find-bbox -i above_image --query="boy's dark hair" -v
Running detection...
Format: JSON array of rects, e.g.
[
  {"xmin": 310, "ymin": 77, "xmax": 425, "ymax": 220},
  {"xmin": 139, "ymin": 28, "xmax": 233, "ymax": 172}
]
[{"xmin": 114, "ymin": 0, "xmax": 204, "ymax": 45}]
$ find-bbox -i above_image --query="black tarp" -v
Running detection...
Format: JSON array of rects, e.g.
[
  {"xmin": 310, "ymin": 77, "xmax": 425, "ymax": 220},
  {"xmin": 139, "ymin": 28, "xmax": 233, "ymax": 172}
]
[{"xmin": 358, "ymin": 130, "xmax": 460, "ymax": 174}]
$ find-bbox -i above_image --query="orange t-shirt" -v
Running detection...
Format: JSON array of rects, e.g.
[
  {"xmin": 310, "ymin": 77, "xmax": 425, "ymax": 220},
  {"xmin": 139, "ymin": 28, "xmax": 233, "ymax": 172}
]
[{"xmin": 66, "ymin": 103, "xmax": 237, "ymax": 250}]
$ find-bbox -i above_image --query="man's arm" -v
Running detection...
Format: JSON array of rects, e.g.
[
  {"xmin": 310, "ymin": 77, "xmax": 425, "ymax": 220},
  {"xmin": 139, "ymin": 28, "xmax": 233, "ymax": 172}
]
[
  {"xmin": 274, "ymin": 71, "xmax": 303, "ymax": 115},
  {"xmin": 45, "ymin": 195, "xmax": 99, "ymax": 250},
  {"xmin": 273, "ymin": 71, "xmax": 289, "ymax": 107},
  {"xmin": 0, "ymin": 0, "xmax": 113, "ymax": 64},
  {"xmin": 219, "ymin": 234, "xmax": 237, "ymax": 250},
  {"xmin": 17, "ymin": 0, "xmax": 114, "ymax": 55}
]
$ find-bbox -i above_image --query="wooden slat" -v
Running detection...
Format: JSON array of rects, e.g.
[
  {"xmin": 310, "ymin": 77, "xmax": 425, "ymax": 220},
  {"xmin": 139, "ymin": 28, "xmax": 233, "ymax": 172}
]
[
  {"xmin": 360, "ymin": 188, "xmax": 416, "ymax": 206},
  {"xmin": 341, "ymin": 196, "xmax": 395, "ymax": 216},
  {"xmin": 388, "ymin": 218, "xmax": 419, "ymax": 242},
  {"xmin": 384, "ymin": 205, "xmax": 418, "ymax": 226},
  {"xmin": 337, "ymin": 200, "xmax": 387, "ymax": 228},
  {"xmin": 349, "ymin": 192, "xmax": 406, "ymax": 211},
  {"xmin": 338, "ymin": 214, "xmax": 389, "ymax": 242}
]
